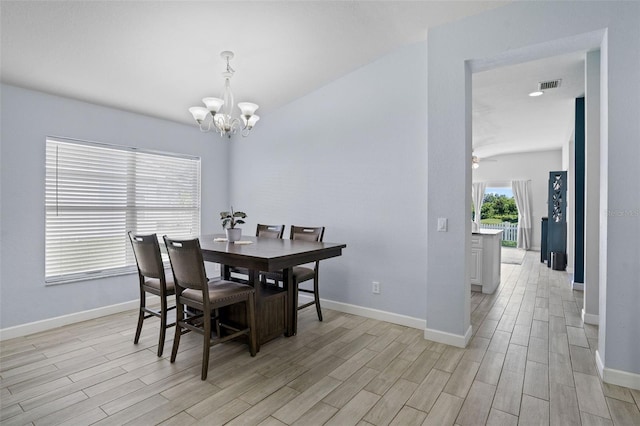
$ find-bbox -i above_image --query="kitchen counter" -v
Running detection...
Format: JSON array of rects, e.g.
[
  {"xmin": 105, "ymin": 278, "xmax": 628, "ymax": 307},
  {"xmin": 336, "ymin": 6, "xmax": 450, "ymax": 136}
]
[
  {"xmin": 472, "ymin": 229, "xmax": 504, "ymax": 236},
  {"xmin": 471, "ymin": 230, "xmax": 502, "ymax": 294}
]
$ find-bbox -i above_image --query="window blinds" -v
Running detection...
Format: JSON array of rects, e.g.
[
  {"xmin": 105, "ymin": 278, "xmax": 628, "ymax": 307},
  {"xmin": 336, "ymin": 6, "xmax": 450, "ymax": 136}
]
[{"xmin": 45, "ymin": 138, "xmax": 201, "ymax": 283}]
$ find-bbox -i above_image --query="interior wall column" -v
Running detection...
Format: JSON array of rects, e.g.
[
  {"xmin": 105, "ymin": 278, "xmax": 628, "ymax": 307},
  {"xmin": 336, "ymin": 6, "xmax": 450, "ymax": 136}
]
[
  {"xmin": 425, "ymin": 40, "xmax": 472, "ymax": 348},
  {"xmin": 564, "ymin": 137, "xmax": 575, "ymax": 277},
  {"xmin": 583, "ymin": 50, "xmax": 600, "ymax": 325}
]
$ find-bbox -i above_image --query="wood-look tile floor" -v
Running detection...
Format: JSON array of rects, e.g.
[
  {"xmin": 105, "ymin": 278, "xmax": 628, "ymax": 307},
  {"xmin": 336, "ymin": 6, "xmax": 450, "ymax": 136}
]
[{"xmin": 2, "ymin": 251, "xmax": 640, "ymax": 425}]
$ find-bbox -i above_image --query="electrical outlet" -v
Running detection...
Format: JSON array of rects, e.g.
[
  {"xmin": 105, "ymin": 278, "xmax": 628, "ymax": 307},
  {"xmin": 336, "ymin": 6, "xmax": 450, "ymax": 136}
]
[{"xmin": 372, "ymin": 281, "xmax": 380, "ymax": 294}]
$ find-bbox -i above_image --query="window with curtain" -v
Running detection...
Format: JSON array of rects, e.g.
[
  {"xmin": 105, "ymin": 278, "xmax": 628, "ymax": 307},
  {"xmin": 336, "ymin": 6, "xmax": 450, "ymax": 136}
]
[{"xmin": 45, "ymin": 137, "xmax": 201, "ymax": 284}]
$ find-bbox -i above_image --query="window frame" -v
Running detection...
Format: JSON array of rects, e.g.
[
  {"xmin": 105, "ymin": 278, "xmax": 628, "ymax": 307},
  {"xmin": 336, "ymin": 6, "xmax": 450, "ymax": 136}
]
[{"xmin": 45, "ymin": 136, "xmax": 201, "ymax": 285}]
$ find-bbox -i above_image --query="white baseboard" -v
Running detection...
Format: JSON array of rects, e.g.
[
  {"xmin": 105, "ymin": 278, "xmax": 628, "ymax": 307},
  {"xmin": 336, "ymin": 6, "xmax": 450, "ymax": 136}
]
[
  {"xmin": 582, "ymin": 309, "xmax": 599, "ymax": 325},
  {"xmin": 596, "ymin": 349, "xmax": 605, "ymax": 378},
  {"xmin": 306, "ymin": 292, "xmax": 472, "ymax": 348},
  {"xmin": 572, "ymin": 281, "xmax": 584, "ymax": 291},
  {"xmin": 299, "ymin": 294, "xmax": 426, "ymax": 330},
  {"xmin": 0, "ymin": 296, "xmax": 157, "ymax": 341},
  {"xmin": 424, "ymin": 324, "xmax": 472, "ymax": 348},
  {"xmin": 6, "ymin": 294, "xmax": 460, "ymax": 350},
  {"xmin": 596, "ymin": 350, "xmax": 640, "ymax": 390}
]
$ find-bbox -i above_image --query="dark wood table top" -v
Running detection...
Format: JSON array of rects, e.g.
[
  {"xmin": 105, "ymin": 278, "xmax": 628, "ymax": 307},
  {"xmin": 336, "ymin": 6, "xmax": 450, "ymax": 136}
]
[{"xmin": 199, "ymin": 234, "xmax": 346, "ymax": 272}]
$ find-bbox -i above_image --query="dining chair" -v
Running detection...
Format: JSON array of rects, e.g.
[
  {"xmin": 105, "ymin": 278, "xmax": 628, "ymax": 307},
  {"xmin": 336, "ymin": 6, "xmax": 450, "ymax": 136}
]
[
  {"xmin": 128, "ymin": 232, "xmax": 176, "ymax": 357},
  {"xmin": 264, "ymin": 226, "xmax": 326, "ymax": 321},
  {"xmin": 256, "ymin": 223, "xmax": 286, "ymax": 238},
  {"xmin": 228, "ymin": 224, "xmax": 285, "ymax": 283},
  {"xmin": 164, "ymin": 236, "xmax": 257, "ymax": 380}
]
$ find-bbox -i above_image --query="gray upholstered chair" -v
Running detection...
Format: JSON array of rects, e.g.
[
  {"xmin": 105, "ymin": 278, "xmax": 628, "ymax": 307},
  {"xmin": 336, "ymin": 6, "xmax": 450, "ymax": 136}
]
[
  {"xmin": 128, "ymin": 232, "xmax": 176, "ymax": 357},
  {"xmin": 164, "ymin": 236, "xmax": 257, "ymax": 380},
  {"xmin": 228, "ymin": 224, "xmax": 285, "ymax": 283},
  {"xmin": 264, "ymin": 226, "xmax": 326, "ymax": 321}
]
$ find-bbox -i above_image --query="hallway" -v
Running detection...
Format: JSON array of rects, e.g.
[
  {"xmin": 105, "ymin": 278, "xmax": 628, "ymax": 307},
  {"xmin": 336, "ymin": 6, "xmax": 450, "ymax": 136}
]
[{"xmin": 470, "ymin": 250, "xmax": 639, "ymax": 425}]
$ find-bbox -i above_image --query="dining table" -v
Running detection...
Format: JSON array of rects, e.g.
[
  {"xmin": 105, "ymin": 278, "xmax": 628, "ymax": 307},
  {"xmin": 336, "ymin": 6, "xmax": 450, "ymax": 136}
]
[{"xmin": 199, "ymin": 234, "xmax": 346, "ymax": 348}]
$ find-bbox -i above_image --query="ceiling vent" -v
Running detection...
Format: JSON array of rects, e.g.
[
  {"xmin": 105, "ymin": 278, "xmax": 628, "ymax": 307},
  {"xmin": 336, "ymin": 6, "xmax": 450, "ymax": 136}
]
[{"xmin": 538, "ymin": 79, "xmax": 562, "ymax": 91}]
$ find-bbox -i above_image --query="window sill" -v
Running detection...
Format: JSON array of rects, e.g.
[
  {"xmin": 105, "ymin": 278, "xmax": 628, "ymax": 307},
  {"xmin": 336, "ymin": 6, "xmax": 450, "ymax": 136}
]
[{"xmin": 45, "ymin": 266, "xmax": 138, "ymax": 286}]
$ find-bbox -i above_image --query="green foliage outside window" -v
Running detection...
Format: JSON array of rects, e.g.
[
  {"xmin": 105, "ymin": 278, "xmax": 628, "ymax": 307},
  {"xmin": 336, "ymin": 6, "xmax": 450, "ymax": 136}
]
[
  {"xmin": 481, "ymin": 193, "xmax": 518, "ymax": 223},
  {"xmin": 472, "ymin": 191, "xmax": 518, "ymax": 246},
  {"xmin": 472, "ymin": 193, "xmax": 518, "ymax": 223}
]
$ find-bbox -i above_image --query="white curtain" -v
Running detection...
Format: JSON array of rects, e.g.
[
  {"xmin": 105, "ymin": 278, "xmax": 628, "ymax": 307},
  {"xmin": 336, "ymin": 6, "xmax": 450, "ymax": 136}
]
[
  {"xmin": 472, "ymin": 182, "xmax": 486, "ymax": 229},
  {"xmin": 512, "ymin": 180, "xmax": 533, "ymax": 250}
]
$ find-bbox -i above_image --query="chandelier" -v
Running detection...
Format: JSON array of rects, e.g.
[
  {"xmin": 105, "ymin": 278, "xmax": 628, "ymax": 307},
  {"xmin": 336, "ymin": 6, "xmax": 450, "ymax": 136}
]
[{"xmin": 188, "ymin": 51, "xmax": 259, "ymax": 138}]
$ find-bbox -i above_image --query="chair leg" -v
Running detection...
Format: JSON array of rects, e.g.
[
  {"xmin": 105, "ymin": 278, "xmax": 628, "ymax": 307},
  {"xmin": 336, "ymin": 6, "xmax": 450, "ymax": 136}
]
[
  {"xmin": 134, "ymin": 289, "xmax": 145, "ymax": 344},
  {"xmin": 313, "ymin": 275, "xmax": 323, "ymax": 322},
  {"xmin": 157, "ymin": 296, "xmax": 167, "ymax": 357},
  {"xmin": 201, "ymin": 310, "xmax": 212, "ymax": 380},
  {"xmin": 214, "ymin": 308, "xmax": 221, "ymax": 338},
  {"xmin": 170, "ymin": 303, "xmax": 183, "ymax": 363},
  {"xmin": 246, "ymin": 295, "xmax": 257, "ymax": 356}
]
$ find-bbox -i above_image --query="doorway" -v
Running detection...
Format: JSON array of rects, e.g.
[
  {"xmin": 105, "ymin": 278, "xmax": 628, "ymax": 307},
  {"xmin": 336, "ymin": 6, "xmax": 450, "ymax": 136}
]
[{"xmin": 471, "ymin": 51, "xmax": 588, "ymax": 285}]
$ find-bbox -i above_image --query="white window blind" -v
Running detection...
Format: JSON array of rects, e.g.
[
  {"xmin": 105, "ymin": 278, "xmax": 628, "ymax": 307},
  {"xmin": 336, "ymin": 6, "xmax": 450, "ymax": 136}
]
[{"xmin": 45, "ymin": 138, "xmax": 201, "ymax": 283}]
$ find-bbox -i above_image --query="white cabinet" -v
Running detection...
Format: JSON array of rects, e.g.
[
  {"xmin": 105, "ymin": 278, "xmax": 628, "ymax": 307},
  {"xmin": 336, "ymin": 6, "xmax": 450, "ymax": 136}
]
[
  {"xmin": 470, "ymin": 235, "xmax": 483, "ymax": 285},
  {"xmin": 470, "ymin": 230, "xmax": 502, "ymax": 294}
]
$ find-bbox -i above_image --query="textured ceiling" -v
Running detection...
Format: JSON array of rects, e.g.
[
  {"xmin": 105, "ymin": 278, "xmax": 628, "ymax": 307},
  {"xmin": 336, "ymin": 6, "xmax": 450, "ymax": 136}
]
[
  {"xmin": 2, "ymin": 1, "xmax": 585, "ymax": 157},
  {"xmin": 1, "ymin": 1, "xmax": 504, "ymax": 121},
  {"xmin": 473, "ymin": 52, "xmax": 585, "ymax": 159}
]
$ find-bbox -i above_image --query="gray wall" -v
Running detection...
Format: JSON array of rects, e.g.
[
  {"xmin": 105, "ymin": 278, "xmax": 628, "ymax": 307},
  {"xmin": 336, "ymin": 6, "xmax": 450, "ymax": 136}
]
[
  {"xmin": 427, "ymin": 1, "xmax": 640, "ymax": 375},
  {"xmin": 0, "ymin": 84, "xmax": 228, "ymax": 328},
  {"xmin": 230, "ymin": 42, "xmax": 428, "ymax": 320}
]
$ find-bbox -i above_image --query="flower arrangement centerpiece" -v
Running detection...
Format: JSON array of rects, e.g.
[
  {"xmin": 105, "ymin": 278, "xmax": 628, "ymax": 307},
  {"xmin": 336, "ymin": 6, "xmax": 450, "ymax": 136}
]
[{"xmin": 220, "ymin": 207, "xmax": 246, "ymax": 242}]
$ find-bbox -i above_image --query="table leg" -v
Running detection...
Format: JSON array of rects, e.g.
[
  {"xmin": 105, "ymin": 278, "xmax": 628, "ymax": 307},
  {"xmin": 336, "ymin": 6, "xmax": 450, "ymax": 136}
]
[
  {"xmin": 248, "ymin": 268, "xmax": 261, "ymax": 352},
  {"xmin": 222, "ymin": 264, "xmax": 231, "ymax": 280},
  {"xmin": 283, "ymin": 267, "xmax": 296, "ymax": 336}
]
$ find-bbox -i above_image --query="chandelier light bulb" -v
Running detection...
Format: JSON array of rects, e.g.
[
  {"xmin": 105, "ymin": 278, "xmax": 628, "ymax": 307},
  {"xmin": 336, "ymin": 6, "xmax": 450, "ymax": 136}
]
[
  {"xmin": 238, "ymin": 102, "xmax": 259, "ymax": 117},
  {"xmin": 242, "ymin": 114, "xmax": 260, "ymax": 129},
  {"xmin": 202, "ymin": 97, "xmax": 224, "ymax": 114},
  {"xmin": 188, "ymin": 107, "xmax": 209, "ymax": 124}
]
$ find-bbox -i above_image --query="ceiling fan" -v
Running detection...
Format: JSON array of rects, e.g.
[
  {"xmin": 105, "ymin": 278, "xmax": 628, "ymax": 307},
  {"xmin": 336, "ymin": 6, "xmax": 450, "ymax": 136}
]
[{"xmin": 472, "ymin": 153, "xmax": 497, "ymax": 169}]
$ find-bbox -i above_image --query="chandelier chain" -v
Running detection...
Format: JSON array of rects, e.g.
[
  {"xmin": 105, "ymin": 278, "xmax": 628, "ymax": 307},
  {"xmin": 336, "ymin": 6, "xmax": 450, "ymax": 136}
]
[{"xmin": 225, "ymin": 57, "xmax": 235, "ymax": 74}]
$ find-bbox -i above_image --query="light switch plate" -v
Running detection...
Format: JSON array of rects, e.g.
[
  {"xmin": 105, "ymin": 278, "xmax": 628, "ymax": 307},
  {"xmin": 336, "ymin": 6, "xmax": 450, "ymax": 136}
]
[{"xmin": 437, "ymin": 217, "xmax": 448, "ymax": 232}]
